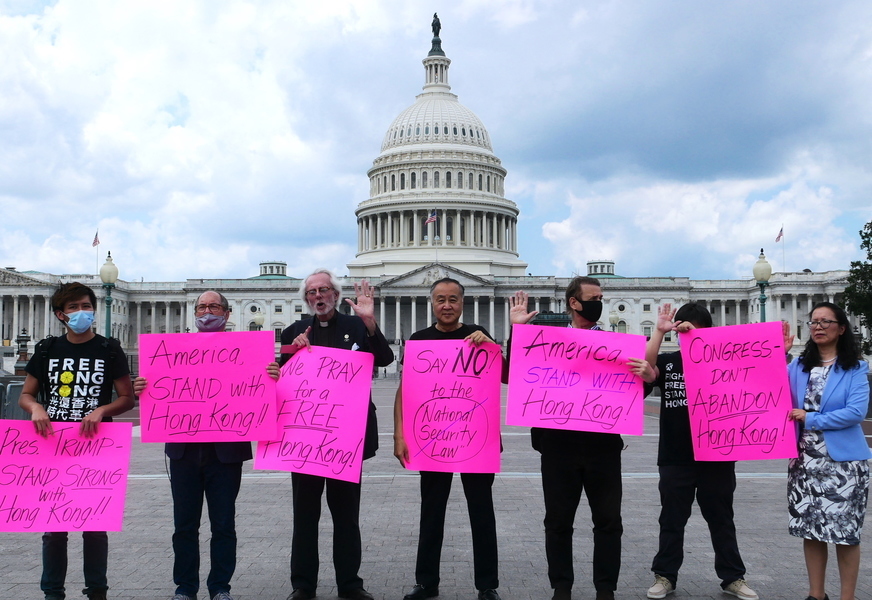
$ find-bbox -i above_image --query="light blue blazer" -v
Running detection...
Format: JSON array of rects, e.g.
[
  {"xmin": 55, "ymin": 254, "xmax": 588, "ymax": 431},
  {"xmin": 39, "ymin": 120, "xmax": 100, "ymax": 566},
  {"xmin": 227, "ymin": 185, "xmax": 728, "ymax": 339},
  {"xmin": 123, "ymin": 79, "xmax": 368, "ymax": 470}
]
[{"xmin": 788, "ymin": 357, "xmax": 872, "ymax": 462}]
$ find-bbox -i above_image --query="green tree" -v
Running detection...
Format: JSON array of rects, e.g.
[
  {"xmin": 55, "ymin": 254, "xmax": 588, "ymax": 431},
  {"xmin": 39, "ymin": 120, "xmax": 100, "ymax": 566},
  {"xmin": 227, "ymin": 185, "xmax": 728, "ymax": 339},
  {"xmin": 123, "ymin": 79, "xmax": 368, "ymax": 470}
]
[{"xmin": 842, "ymin": 220, "xmax": 872, "ymax": 354}]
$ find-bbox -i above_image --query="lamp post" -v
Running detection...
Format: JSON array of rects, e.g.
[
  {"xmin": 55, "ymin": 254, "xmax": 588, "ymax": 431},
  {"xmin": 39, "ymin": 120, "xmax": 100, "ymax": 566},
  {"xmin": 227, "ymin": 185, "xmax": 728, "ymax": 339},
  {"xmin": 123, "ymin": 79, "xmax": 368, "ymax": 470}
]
[
  {"xmin": 253, "ymin": 310, "xmax": 265, "ymax": 331},
  {"xmin": 99, "ymin": 252, "xmax": 119, "ymax": 338},
  {"xmin": 609, "ymin": 312, "xmax": 619, "ymax": 332},
  {"xmin": 752, "ymin": 248, "xmax": 772, "ymax": 323}
]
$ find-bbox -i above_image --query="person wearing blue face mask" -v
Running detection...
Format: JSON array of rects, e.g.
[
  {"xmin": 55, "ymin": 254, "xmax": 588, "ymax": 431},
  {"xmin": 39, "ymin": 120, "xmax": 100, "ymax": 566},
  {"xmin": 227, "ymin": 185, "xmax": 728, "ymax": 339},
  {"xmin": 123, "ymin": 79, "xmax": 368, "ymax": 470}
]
[{"xmin": 19, "ymin": 282, "xmax": 134, "ymax": 600}]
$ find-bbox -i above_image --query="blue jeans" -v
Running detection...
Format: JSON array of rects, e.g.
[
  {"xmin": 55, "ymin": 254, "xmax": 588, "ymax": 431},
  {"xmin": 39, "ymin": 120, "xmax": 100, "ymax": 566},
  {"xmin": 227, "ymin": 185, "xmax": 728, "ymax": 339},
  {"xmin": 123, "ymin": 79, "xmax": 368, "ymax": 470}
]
[
  {"xmin": 41, "ymin": 531, "xmax": 108, "ymax": 599},
  {"xmin": 170, "ymin": 444, "xmax": 243, "ymax": 598}
]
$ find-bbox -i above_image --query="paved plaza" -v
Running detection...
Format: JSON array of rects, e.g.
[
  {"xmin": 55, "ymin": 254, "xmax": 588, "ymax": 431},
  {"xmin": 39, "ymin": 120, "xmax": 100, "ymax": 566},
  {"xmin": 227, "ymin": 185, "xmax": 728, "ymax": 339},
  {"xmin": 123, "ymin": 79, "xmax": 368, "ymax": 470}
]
[{"xmin": 1, "ymin": 379, "xmax": 869, "ymax": 600}]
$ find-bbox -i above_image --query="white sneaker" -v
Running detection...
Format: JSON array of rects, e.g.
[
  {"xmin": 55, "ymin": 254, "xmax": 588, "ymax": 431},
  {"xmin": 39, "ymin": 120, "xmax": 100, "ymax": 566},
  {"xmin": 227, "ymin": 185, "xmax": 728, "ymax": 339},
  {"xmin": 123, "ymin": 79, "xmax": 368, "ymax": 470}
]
[
  {"xmin": 647, "ymin": 575, "xmax": 675, "ymax": 599},
  {"xmin": 723, "ymin": 579, "xmax": 759, "ymax": 600}
]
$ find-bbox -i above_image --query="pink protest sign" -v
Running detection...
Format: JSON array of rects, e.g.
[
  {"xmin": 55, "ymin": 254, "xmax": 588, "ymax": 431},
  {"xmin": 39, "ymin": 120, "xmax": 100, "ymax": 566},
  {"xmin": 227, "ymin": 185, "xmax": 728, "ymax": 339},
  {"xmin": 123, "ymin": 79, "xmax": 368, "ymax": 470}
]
[
  {"xmin": 0, "ymin": 420, "xmax": 132, "ymax": 532},
  {"xmin": 255, "ymin": 346, "xmax": 374, "ymax": 483},
  {"xmin": 138, "ymin": 331, "xmax": 278, "ymax": 443},
  {"xmin": 507, "ymin": 324, "xmax": 646, "ymax": 435},
  {"xmin": 401, "ymin": 340, "xmax": 503, "ymax": 473},
  {"xmin": 681, "ymin": 321, "xmax": 796, "ymax": 461}
]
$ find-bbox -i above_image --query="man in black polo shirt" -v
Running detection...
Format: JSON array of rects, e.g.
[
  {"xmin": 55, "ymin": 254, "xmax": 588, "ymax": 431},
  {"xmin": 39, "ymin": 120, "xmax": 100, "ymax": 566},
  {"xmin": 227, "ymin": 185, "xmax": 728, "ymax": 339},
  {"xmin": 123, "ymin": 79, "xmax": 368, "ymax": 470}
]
[{"xmin": 394, "ymin": 277, "xmax": 502, "ymax": 600}]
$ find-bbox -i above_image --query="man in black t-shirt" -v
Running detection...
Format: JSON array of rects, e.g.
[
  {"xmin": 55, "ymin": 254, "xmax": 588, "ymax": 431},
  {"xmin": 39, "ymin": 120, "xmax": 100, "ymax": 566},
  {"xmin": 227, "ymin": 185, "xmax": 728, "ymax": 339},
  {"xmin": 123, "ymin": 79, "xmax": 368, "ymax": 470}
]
[
  {"xmin": 19, "ymin": 282, "xmax": 134, "ymax": 600},
  {"xmin": 394, "ymin": 277, "xmax": 502, "ymax": 600},
  {"xmin": 628, "ymin": 303, "xmax": 757, "ymax": 600}
]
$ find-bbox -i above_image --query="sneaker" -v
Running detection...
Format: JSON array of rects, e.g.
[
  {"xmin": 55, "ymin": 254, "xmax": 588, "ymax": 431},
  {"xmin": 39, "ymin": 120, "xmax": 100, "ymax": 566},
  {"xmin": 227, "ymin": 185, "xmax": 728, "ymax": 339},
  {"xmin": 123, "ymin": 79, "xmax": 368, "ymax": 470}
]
[
  {"xmin": 171, "ymin": 595, "xmax": 196, "ymax": 600},
  {"xmin": 212, "ymin": 593, "xmax": 234, "ymax": 600},
  {"xmin": 647, "ymin": 575, "xmax": 674, "ymax": 599},
  {"xmin": 723, "ymin": 579, "xmax": 758, "ymax": 600}
]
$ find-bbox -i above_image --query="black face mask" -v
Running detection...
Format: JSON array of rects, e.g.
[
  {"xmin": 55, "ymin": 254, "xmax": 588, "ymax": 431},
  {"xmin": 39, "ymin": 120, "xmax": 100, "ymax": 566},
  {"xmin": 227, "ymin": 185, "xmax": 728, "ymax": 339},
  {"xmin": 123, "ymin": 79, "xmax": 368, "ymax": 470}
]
[{"xmin": 574, "ymin": 300, "xmax": 603, "ymax": 323}]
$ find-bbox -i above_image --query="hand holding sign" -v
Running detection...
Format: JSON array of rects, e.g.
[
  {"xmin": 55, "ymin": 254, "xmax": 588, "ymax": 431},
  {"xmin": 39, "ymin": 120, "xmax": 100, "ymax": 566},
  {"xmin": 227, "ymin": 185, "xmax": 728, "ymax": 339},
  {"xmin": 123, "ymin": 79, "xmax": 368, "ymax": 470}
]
[
  {"xmin": 507, "ymin": 324, "xmax": 646, "ymax": 435},
  {"xmin": 138, "ymin": 331, "xmax": 278, "ymax": 443},
  {"xmin": 681, "ymin": 321, "xmax": 796, "ymax": 460},
  {"xmin": 401, "ymin": 339, "xmax": 503, "ymax": 473},
  {"xmin": 255, "ymin": 346, "xmax": 374, "ymax": 483}
]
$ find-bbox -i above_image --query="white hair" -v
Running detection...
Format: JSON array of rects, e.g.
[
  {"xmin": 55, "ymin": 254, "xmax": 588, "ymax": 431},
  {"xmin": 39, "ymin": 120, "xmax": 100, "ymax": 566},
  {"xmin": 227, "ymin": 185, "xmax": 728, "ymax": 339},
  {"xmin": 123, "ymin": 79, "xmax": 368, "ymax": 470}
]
[{"xmin": 300, "ymin": 268, "xmax": 343, "ymax": 305}]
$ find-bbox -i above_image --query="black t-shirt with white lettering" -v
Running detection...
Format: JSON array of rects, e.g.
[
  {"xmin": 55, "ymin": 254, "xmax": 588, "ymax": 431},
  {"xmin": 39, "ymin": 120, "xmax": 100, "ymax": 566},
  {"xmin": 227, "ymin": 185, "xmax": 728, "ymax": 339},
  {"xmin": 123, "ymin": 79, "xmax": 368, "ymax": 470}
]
[
  {"xmin": 25, "ymin": 334, "xmax": 130, "ymax": 422},
  {"xmin": 646, "ymin": 351, "xmax": 697, "ymax": 465},
  {"xmin": 409, "ymin": 323, "xmax": 489, "ymax": 343}
]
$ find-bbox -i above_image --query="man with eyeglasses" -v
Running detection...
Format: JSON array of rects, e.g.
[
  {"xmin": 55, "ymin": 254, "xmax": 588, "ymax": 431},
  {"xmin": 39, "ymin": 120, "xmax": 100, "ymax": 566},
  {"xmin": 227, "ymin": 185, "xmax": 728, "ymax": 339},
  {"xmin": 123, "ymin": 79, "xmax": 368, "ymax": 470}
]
[
  {"xmin": 509, "ymin": 276, "xmax": 623, "ymax": 600},
  {"xmin": 279, "ymin": 269, "xmax": 394, "ymax": 600},
  {"xmin": 134, "ymin": 291, "xmax": 280, "ymax": 600}
]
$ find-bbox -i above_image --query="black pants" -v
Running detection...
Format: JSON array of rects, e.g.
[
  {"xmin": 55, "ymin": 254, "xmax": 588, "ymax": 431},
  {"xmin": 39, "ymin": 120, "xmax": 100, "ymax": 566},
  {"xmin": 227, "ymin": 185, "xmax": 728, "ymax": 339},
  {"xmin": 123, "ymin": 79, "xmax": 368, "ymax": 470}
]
[
  {"xmin": 41, "ymin": 531, "xmax": 108, "ymax": 599},
  {"xmin": 652, "ymin": 463, "xmax": 745, "ymax": 588},
  {"xmin": 291, "ymin": 472, "xmax": 363, "ymax": 594},
  {"xmin": 170, "ymin": 444, "xmax": 243, "ymax": 598},
  {"xmin": 541, "ymin": 449, "xmax": 622, "ymax": 592},
  {"xmin": 415, "ymin": 471, "xmax": 499, "ymax": 591}
]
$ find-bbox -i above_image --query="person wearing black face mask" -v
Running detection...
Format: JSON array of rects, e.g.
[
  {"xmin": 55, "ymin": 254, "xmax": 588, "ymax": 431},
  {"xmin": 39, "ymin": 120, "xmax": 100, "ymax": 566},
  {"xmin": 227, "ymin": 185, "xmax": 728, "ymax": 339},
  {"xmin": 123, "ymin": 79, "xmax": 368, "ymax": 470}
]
[
  {"xmin": 508, "ymin": 276, "xmax": 622, "ymax": 600},
  {"xmin": 133, "ymin": 290, "xmax": 280, "ymax": 600}
]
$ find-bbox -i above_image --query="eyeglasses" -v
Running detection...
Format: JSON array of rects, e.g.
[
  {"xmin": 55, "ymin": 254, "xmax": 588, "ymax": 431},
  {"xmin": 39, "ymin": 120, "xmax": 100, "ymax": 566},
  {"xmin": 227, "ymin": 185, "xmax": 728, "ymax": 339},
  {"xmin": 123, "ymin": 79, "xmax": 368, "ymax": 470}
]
[
  {"xmin": 305, "ymin": 287, "xmax": 334, "ymax": 297},
  {"xmin": 806, "ymin": 320, "xmax": 838, "ymax": 329},
  {"xmin": 195, "ymin": 303, "xmax": 226, "ymax": 315}
]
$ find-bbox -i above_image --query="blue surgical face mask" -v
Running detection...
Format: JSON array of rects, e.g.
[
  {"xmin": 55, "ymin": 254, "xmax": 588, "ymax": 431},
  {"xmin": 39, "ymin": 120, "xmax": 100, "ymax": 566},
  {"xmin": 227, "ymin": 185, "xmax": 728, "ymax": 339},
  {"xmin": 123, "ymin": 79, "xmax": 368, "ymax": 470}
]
[
  {"xmin": 65, "ymin": 310, "xmax": 95, "ymax": 334},
  {"xmin": 196, "ymin": 313, "xmax": 227, "ymax": 332}
]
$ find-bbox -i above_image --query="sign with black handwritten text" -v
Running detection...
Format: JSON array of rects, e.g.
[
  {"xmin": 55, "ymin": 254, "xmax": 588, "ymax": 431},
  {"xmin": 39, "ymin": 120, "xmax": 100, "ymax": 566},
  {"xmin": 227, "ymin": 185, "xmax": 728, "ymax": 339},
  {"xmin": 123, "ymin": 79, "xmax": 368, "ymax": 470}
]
[
  {"xmin": 402, "ymin": 340, "xmax": 502, "ymax": 473},
  {"xmin": 138, "ymin": 331, "xmax": 278, "ymax": 443},
  {"xmin": 681, "ymin": 321, "xmax": 797, "ymax": 460},
  {"xmin": 255, "ymin": 346, "xmax": 374, "ymax": 483},
  {"xmin": 507, "ymin": 324, "xmax": 646, "ymax": 435},
  {"xmin": 0, "ymin": 421, "xmax": 132, "ymax": 532}
]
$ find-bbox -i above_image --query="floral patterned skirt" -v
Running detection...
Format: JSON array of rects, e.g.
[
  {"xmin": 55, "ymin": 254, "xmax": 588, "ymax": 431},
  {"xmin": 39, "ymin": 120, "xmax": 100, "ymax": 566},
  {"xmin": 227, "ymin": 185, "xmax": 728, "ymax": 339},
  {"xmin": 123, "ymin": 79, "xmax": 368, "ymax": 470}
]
[{"xmin": 787, "ymin": 430, "xmax": 870, "ymax": 545}]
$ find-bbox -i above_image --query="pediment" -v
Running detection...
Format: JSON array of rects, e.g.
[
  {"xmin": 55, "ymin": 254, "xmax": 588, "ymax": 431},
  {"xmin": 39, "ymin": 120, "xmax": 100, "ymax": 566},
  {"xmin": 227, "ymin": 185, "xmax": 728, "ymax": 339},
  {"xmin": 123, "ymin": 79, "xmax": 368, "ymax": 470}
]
[
  {"xmin": 379, "ymin": 263, "xmax": 493, "ymax": 290},
  {"xmin": 0, "ymin": 269, "xmax": 53, "ymax": 286}
]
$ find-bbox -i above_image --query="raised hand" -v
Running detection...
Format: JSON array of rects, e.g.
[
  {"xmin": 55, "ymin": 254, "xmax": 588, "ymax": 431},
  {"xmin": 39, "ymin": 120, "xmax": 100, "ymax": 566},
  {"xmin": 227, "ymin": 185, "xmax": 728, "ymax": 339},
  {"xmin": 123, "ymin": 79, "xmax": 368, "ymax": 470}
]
[{"xmin": 509, "ymin": 290, "xmax": 538, "ymax": 325}]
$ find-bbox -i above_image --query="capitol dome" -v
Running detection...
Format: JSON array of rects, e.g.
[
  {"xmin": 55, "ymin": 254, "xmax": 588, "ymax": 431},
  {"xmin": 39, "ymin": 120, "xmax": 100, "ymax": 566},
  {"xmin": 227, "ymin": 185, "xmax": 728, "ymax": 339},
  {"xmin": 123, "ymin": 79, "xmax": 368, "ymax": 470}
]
[{"xmin": 347, "ymin": 27, "xmax": 527, "ymax": 279}]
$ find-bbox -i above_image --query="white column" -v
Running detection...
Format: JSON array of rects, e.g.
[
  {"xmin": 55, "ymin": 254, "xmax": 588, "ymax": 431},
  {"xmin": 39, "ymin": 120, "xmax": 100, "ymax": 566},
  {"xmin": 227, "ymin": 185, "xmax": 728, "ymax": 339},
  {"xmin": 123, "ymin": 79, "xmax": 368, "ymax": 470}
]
[
  {"xmin": 388, "ymin": 213, "xmax": 393, "ymax": 247},
  {"xmin": 411, "ymin": 297, "xmax": 417, "ymax": 334},
  {"xmin": 379, "ymin": 296, "xmax": 386, "ymax": 331},
  {"xmin": 0, "ymin": 296, "xmax": 5, "ymax": 341},
  {"xmin": 441, "ymin": 209, "xmax": 447, "ymax": 247},
  {"xmin": 150, "ymin": 302, "xmax": 156, "ymax": 334},
  {"xmin": 395, "ymin": 297, "xmax": 401, "ymax": 341},
  {"xmin": 376, "ymin": 214, "xmax": 382, "ymax": 248},
  {"xmin": 12, "ymin": 296, "xmax": 19, "ymax": 339},
  {"xmin": 489, "ymin": 296, "xmax": 495, "ymax": 337},
  {"xmin": 504, "ymin": 298, "xmax": 510, "ymax": 343},
  {"xmin": 414, "ymin": 211, "xmax": 420, "ymax": 247},
  {"xmin": 165, "ymin": 302, "xmax": 171, "ymax": 333},
  {"xmin": 535, "ymin": 297, "xmax": 540, "ymax": 313},
  {"xmin": 426, "ymin": 296, "xmax": 432, "ymax": 321},
  {"xmin": 27, "ymin": 295, "xmax": 34, "ymax": 337},
  {"xmin": 474, "ymin": 296, "xmax": 480, "ymax": 325}
]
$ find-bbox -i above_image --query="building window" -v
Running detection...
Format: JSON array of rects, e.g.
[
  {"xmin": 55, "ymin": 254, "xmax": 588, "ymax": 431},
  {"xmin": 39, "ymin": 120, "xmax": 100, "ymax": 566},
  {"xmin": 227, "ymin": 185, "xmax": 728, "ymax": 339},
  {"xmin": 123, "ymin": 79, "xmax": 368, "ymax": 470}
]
[
  {"xmin": 643, "ymin": 304, "xmax": 651, "ymax": 312},
  {"xmin": 434, "ymin": 171, "xmax": 440, "ymax": 187},
  {"xmin": 434, "ymin": 123, "xmax": 439, "ymax": 135},
  {"xmin": 446, "ymin": 172, "xmax": 451, "ymax": 188},
  {"xmin": 391, "ymin": 174, "xmax": 395, "ymax": 191},
  {"xmin": 643, "ymin": 325, "xmax": 652, "ymax": 340},
  {"xmin": 453, "ymin": 126, "xmax": 458, "ymax": 135},
  {"xmin": 295, "ymin": 305, "xmax": 302, "ymax": 313},
  {"xmin": 458, "ymin": 172, "xmax": 463, "ymax": 189},
  {"xmin": 425, "ymin": 125, "xmax": 430, "ymax": 134},
  {"xmin": 416, "ymin": 125, "xmax": 420, "ymax": 135},
  {"xmin": 275, "ymin": 305, "xmax": 283, "ymax": 313},
  {"xmin": 400, "ymin": 173, "xmax": 405, "ymax": 190},
  {"xmin": 411, "ymin": 172, "xmax": 417, "ymax": 189},
  {"xmin": 478, "ymin": 174, "xmax": 483, "ymax": 190},
  {"xmin": 383, "ymin": 176, "xmax": 387, "ymax": 192},
  {"xmin": 469, "ymin": 173, "xmax": 474, "ymax": 188},
  {"xmin": 487, "ymin": 175, "xmax": 490, "ymax": 192},
  {"xmin": 275, "ymin": 328, "xmax": 282, "ymax": 343}
]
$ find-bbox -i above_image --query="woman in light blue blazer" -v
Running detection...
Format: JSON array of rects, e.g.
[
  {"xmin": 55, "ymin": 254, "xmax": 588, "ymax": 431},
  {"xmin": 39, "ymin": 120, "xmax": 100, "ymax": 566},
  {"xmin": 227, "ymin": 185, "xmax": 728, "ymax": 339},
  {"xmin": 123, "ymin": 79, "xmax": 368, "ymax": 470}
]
[{"xmin": 786, "ymin": 302, "xmax": 870, "ymax": 600}]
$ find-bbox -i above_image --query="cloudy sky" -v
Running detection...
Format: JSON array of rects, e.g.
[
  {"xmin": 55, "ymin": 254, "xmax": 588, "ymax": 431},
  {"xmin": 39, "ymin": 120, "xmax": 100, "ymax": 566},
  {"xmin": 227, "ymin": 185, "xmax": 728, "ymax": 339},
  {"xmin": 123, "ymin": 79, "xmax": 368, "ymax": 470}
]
[{"xmin": 1, "ymin": 0, "xmax": 870, "ymax": 283}]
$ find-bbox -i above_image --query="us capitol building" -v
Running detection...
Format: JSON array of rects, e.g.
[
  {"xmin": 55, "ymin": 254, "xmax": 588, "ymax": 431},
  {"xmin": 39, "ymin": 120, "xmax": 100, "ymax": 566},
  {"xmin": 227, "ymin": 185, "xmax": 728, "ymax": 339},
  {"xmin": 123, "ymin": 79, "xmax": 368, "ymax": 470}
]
[{"xmin": 0, "ymin": 27, "xmax": 854, "ymax": 372}]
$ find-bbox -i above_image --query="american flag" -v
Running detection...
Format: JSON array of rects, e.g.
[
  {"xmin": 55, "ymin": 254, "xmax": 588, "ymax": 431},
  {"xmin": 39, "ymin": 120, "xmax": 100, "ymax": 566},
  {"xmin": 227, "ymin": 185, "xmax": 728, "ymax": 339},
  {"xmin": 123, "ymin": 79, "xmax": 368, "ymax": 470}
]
[
  {"xmin": 775, "ymin": 227, "xmax": 783, "ymax": 243},
  {"xmin": 92, "ymin": 231, "xmax": 100, "ymax": 247},
  {"xmin": 425, "ymin": 211, "xmax": 437, "ymax": 225}
]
